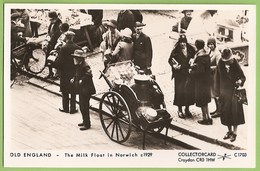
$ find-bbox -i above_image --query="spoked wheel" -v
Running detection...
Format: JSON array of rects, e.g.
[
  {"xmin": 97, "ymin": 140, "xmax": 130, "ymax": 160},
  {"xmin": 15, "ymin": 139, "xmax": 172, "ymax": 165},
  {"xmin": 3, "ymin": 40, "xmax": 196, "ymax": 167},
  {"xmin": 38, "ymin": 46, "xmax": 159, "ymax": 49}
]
[
  {"xmin": 99, "ymin": 91, "xmax": 132, "ymax": 143},
  {"xmin": 26, "ymin": 48, "xmax": 47, "ymax": 74}
]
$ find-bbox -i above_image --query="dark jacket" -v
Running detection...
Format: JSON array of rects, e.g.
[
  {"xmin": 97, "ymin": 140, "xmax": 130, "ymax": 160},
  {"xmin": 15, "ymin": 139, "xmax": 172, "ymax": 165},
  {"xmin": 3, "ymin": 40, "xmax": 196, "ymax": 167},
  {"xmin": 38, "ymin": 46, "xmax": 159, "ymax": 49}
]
[
  {"xmin": 130, "ymin": 10, "xmax": 143, "ymax": 23},
  {"xmin": 48, "ymin": 18, "xmax": 62, "ymax": 51},
  {"xmin": 55, "ymin": 40, "xmax": 81, "ymax": 93},
  {"xmin": 215, "ymin": 58, "xmax": 246, "ymax": 126},
  {"xmin": 117, "ymin": 10, "xmax": 135, "ymax": 32},
  {"xmin": 172, "ymin": 16, "xmax": 192, "ymax": 33},
  {"xmin": 75, "ymin": 62, "xmax": 96, "ymax": 96},
  {"xmin": 88, "ymin": 9, "xmax": 103, "ymax": 27},
  {"xmin": 168, "ymin": 43, "xmax": 195, "ymax": 79},
  {"xmin": 190, "ymin": 49, "xmax": 211, "ymax": 107},
  {"xmin": 133, "ymin": 32, "xmax": 153, "ymax": 69}
]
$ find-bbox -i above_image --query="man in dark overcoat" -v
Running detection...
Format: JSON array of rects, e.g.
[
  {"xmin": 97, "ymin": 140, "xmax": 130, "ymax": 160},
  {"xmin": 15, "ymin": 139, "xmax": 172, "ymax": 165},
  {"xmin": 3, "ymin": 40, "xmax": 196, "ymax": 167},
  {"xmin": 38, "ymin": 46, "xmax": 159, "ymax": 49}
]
[
  {"xmin": 72, "ymin": 55, "xmax": 96, "ymax": 130},
  {"xmin": 133, "ymin": 22, "xmax": 153, "ymax": 75},
  {"xmin": 117, "ymin": 10, "xmax": 135, "ymax": 33},
  {"xmin": 55, "ymin": 31, "xmax": 81, "ymax": 114}
]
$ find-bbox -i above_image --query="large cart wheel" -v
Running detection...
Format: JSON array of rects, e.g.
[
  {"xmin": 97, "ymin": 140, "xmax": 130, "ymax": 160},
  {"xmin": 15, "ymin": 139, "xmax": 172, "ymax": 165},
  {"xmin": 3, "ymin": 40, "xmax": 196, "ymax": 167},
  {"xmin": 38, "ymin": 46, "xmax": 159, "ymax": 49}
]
[
  {"xmin": 26, "ymin": 48, "xmax": 47, "ymax": 74},
  {"xmin": 99, "ymin": 91, "xmax": 132, "ymax": 143}
]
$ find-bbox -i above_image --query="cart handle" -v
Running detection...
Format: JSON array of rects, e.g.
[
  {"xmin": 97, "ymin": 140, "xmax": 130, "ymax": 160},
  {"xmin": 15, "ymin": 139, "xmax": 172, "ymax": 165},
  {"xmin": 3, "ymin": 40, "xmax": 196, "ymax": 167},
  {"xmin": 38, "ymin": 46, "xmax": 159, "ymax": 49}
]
[{"xmin": 99, "ymin": 70, "xmax": 114, "ymax": 89}]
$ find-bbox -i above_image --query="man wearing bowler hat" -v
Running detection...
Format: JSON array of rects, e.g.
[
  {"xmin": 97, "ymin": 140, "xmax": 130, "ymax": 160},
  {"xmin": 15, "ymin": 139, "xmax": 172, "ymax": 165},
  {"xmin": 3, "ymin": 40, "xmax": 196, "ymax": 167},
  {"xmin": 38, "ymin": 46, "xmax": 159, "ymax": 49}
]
[
  {"xmin": 133, "ymin": 21, "xmax": 153, "ymax": 75},
  {"xmin": 45, "ymin": 11, "xmax": 62, "ymax": 54},
  {"xmin": 72, "ymin": 53, "xmax": 96, "ymax": 130},
  {"xmin": 55, "ymin": 31, "xmax": 81, "ymax": 114}
]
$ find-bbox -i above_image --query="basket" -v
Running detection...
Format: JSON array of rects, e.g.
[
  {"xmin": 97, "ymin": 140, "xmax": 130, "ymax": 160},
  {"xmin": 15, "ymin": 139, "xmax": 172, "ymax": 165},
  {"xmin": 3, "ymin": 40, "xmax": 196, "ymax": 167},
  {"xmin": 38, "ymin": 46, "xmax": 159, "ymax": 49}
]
[{"xmin": 104, "ymin": 60, "xmax": 137, "ymax": 88}]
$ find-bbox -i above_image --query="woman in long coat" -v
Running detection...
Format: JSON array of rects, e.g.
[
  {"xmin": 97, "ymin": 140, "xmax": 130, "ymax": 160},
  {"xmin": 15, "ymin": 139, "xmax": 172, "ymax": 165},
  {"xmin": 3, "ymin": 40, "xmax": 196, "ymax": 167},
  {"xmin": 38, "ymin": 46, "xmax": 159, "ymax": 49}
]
[
  {"xmin": 215, "ymin": 48, "xmax": 246, "ymax": 142},
  {"xmin": 168, "ymin": 34, "xmax": 195, "ymax": 118},
  {"xmin": 189, "ymin": 39, "xmax": 212, "ymax": 125},
  {"xmin": 207, "ymin": 37, "xmax": 221, "ymax": 117}
]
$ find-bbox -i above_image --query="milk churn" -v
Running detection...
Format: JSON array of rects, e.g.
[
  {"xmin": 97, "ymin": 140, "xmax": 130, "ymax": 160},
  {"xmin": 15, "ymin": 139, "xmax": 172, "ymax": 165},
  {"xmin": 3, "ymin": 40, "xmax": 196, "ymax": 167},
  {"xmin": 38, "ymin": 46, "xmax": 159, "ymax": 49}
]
[{"xmin": 132, "ymin": 71, "xmax": 151, "ymax": 106}]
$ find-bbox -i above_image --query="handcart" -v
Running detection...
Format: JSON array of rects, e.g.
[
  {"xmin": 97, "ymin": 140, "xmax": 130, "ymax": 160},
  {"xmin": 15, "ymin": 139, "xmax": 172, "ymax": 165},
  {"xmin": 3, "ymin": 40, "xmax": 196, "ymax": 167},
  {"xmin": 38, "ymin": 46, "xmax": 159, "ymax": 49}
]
[{"xmin": 99, "ymin": 61, "xmax": 172, "ymax": 149}]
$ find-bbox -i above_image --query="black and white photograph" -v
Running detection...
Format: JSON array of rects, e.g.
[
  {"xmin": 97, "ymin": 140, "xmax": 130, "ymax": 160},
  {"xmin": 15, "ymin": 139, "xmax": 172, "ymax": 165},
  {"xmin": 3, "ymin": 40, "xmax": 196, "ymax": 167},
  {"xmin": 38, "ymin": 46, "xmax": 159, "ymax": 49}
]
[{"xmin": 4, "ymin": 4, "xmax": 256, "ymax": 168}]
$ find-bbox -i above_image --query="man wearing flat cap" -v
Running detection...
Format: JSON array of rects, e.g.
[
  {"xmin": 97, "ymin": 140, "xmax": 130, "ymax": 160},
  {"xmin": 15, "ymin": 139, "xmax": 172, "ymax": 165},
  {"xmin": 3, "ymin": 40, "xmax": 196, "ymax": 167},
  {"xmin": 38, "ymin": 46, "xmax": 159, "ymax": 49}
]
[
  {"xmin": 172, "ymin": 10, "xmax": 193, "ymax": 33},
  {"xmin": 55, "ymin": 31, "xmax": 81, "ymax": 114},
  {"xmin": 100, "ymin": 19, "xmax": 121, "ymax": 53},
  {"xmin": 72, "ymin": 54, "xmax": 96, "ymax": 130},
  {"xmin": 133, "ymin": 21, "xmax": 153, "ymax": 75},
  {"xmin": 45, "ymin": 11, "xmax": 62, "ymax": 54},
  {"xmin": 11, "ymin": 12, "xmax": 27, "ymax": 49}
]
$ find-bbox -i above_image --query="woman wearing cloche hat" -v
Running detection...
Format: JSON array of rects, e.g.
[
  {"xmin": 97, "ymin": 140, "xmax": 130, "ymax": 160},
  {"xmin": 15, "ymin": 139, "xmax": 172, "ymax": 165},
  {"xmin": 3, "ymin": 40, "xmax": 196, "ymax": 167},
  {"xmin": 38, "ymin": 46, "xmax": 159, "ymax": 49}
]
[
  {"xmin": 168, "ymin": 34, "xmax": 196, "ymax": 119},
  {"xmin": 215, "ymin": 48, "xmax": 246, "ymax": 142},
  {"xmin": 207, "ymin": 37, "xmax": 221, "ymax": 118},
  {"xmin": 111, "ymin": 27, "xmax": 133, "ymax": 62}
]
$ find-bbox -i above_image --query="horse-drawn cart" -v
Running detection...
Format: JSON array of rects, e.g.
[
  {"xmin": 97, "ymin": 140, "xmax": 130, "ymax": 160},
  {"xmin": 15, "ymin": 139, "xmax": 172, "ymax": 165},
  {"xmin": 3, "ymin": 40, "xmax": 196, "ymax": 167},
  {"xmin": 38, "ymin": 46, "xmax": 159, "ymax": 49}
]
[{"xmin": 99, "ymin": 61, "xmax": 172, "ymax": 149}]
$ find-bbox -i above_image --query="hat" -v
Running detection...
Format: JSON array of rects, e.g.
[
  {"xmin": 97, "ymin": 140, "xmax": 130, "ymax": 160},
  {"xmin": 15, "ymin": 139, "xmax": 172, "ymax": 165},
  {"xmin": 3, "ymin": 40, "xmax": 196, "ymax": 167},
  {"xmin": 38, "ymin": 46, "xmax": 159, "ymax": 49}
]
[
  {"xmin": 48, "ymin": 11, "xmax": 58, "ymax": 19},
  {"xmin": 135, "ymin": 21, "xmax": 146, "ymax": 28},
  {"xmin": 11, "ymin": 13, "xmax": 20, "ymax": 20},
  {"xmin": 178, "ymin": 34, "xmax": 187, "ymax": 43},
  {"xmin": 64, "ymin": 31, "xmax": 75, "ymax": 37},
  {"xmin": 207, "ymin": 37, "xmax": 216, "ymax": 46},
  {"xmin": 221, "ymin": 48, "xmax": 234, "ymax": 61},
  {"xmin": 60, "ymin": 23, "xmax": 69, "ymax": 32},
  {"xmin": 107, "ymin": 19, "xmax": 117, "ymax": 28},
  {"xmin": 195, "ymin": 39, "xmax": 205, "ymax": 49},
  {"xmin": 73, "ymin": 49, "xmax": 85, "ymax": 58},
  {"xmin": 181, "ymin": 10, "xmax": 194, "ymax": 13},
  {"xmin": 120, "ymin": 28, "xmax": 132, "ymax": 38}
]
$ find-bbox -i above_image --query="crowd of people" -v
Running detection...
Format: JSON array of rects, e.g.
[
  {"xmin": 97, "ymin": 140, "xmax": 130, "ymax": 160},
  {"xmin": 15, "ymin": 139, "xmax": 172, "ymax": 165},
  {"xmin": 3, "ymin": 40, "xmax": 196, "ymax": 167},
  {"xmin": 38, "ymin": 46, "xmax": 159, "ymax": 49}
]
[{"xmin": 10, "ymin": 9, "xmax": 247, "ymax": 142}]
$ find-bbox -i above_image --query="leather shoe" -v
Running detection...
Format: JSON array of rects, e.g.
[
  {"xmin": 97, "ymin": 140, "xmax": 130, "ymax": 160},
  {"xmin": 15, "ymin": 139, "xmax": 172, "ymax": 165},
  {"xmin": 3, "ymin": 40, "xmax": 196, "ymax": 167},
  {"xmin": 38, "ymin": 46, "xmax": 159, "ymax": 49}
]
[
  {"xmin": 230, "ymin": 133, "xmax": 237, "ymax": 142},
  {"xmin": 223, "ymin": 131, "xmax": 233, "ymax": 140},
  {"xmin": 211, "ymin": 112, "xmax": 221, "ymax": 118},
  {"xmin": 59, "ymin": 108, "xmax": 69, "ymax": 113},
  {"xmin": 80, "ymin": 125, "xmax": 91, "ymax": 131},
  {"xmin": 177, "ymin": 111, "xmax": 185, "ymax": 119},
  {"xmin": 78, "ymin": 123, "xmax": 84, "ymax": 126},
  {"xmin": 197, "ymin": 119, "xmax": 213, "ymax": 125},
  {"xmin": 70, "ymin": 109, "xmax": 78, "ymax": 114}
]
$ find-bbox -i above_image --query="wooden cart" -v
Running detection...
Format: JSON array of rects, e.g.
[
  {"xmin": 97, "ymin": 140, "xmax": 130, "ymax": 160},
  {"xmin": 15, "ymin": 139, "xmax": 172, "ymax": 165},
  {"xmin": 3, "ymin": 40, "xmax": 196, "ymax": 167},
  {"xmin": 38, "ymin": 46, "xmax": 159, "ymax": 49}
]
[{"xmin": 99, "ymin": 61, "xmax": 172, "ymax": 149}]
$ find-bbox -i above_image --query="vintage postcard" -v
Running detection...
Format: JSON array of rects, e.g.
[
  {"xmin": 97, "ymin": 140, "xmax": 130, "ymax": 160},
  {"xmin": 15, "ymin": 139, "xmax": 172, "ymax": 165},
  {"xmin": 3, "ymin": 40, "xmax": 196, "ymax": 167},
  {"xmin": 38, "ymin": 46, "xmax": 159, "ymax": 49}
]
[{"xmin": 3, "ymin": 3, "xmax": 256, "ymax": 168}]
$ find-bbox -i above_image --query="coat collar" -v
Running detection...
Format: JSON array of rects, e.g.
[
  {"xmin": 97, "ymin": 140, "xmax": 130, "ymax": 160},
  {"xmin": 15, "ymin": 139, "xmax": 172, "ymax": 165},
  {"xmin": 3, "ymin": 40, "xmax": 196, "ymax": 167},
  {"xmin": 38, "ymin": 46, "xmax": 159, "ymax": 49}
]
[{"xmin": 195, "ymin": 48, "xmax": 209, "ymax": 57}]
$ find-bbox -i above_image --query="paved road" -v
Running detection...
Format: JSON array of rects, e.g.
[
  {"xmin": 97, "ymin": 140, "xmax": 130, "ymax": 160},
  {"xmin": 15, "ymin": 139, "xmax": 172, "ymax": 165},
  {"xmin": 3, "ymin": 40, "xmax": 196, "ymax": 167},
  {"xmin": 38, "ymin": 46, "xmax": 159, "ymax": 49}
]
[{"xmin": 9, "ymin": 82, "xmax": 184, "ymax": 150}]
